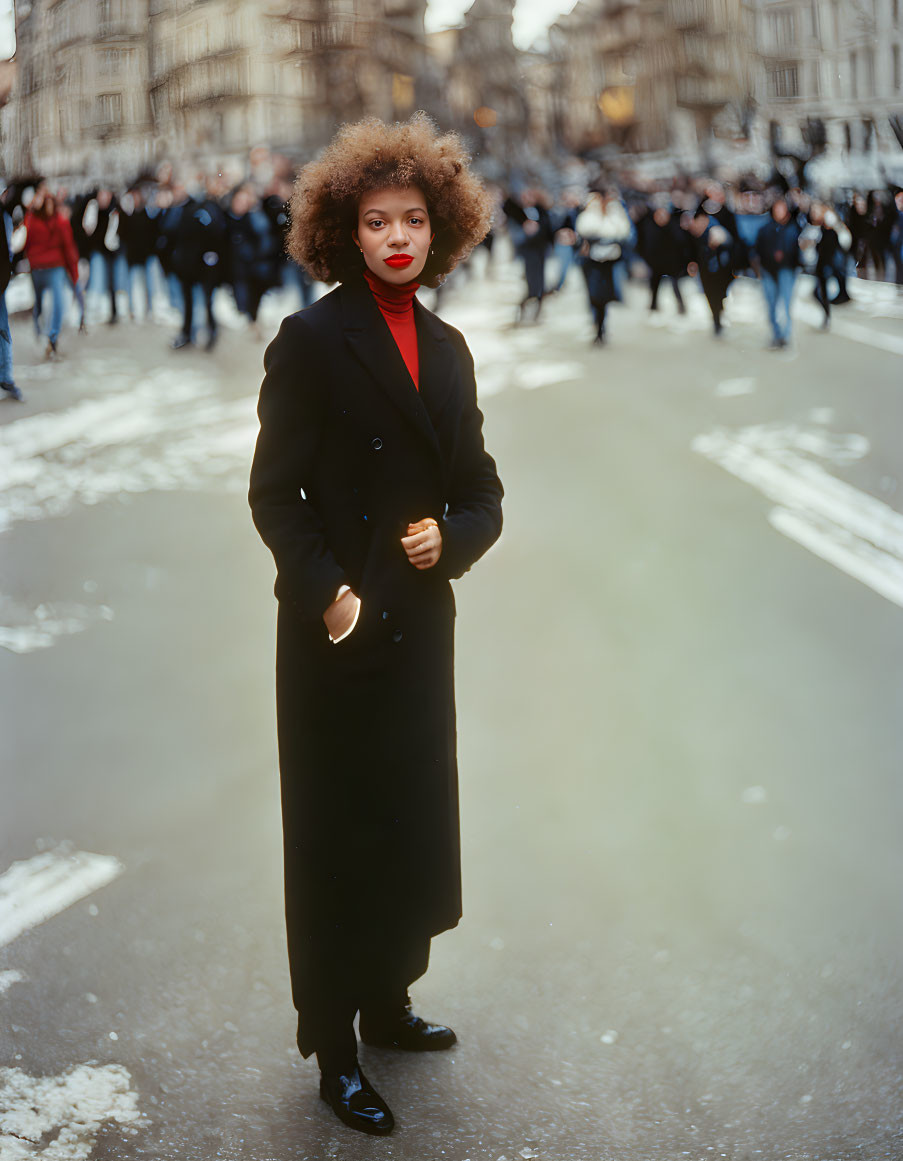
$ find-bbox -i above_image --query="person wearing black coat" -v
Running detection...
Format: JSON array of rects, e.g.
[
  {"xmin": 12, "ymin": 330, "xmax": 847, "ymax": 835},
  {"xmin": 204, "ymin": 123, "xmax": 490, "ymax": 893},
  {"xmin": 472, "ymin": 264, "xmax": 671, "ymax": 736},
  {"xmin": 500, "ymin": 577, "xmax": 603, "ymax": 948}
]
[
  {"xmin": 686, "ymin": 209, "xmax": 735, "ymax": 336},
  {"xmin": 170, "ymin": 178, "xmax": 227, "ymax": 351},
  {"xmin": 505, "ymin": 188, "xmax": 555, "ymax": 323},
  {"xmin": 263, "ymin": 178, "xmax": 316, "ymax": 310},
  {"xmin": 642, "ymin": 200, "xmax": 692, "ymax": 314},
  {"xmin": 803, "ymin": 202, "xmax": 852, "ymax": 329},
  {"xmin": 117, "ymin": 187, "xmax": 159, "ymax": 319},
  {"xmin": 0, "ymin": 192, "xmax": 22, "ymax": 400},
  {"xmin": 82, "ymin": 188, "xmax": 120, "ymax": 323},
  {"xmin": 248, "ymin": 114, "xmax": 501, "ymax": 1136},
  {"xmin": 224, "ymin": 186, "xmax": 279, "ymax": 333}
]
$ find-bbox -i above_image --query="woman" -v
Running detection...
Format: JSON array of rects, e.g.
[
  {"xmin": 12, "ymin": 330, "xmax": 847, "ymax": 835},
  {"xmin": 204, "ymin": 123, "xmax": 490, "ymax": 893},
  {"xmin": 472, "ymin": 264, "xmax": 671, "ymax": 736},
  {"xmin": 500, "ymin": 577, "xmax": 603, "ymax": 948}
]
[
  {"xmin": 24, "ymin": 188, "xmax": 79, "ymax": 359},
  {"xmin": 248, "ymin": 113, "xmax": 503, "ymax": 1136},
  {"xmin": 575, "ymin": 189, "xmax": 632, "ymax": 345}
]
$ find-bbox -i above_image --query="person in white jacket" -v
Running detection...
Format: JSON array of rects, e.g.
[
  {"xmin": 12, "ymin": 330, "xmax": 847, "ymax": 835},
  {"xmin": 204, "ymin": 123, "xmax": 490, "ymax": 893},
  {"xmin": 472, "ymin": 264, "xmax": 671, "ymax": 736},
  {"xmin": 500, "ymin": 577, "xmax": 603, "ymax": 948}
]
[{"xmin": 575, "ymin": 190, "xmax": 632, "ymax": 344}]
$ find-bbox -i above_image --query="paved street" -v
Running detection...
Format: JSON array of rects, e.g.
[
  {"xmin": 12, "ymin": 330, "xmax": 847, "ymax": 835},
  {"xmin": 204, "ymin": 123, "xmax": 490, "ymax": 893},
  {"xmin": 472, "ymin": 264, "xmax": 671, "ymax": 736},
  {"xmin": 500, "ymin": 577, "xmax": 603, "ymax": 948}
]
[{"xmin": 1, "ymin": 252, "xmax": 902, "ymax": 1161}]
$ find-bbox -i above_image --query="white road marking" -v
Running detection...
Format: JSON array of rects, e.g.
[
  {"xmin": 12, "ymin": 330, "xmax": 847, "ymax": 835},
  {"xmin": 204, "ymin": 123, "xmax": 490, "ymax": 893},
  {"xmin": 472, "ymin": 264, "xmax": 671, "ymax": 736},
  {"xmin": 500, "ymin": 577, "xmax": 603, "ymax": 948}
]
[
  {"xmin": 825, "ymin": 318, "xmax": 903, "ymax": 357},
  {"xmin": 768, "ymin": 505, "xmax": 903, "ymax": 608},
  {"xmin": 0, "ymin": 969, "xmax": 25, "ymax": 995},
  {"xmin": 0, "ymin": 1063, "xmax": 142, "ymax": 1159},
  {"xmin": 517, "ymin": 361, "xmax": 584, "ymax": 390},
  {"xmin": 0, "ymin": 601, "xmax": 114, "ymax": 655},
  {"xmin": 716, "ymin": 377, "xmax": 757, "ymax": 396},
  {"xmin": 0, "ymin": 849, "xmax": 124, "ymax": 949},
  {"xmin": 693, "ymin": 424, "xmax": 903, "ymax": 609}
]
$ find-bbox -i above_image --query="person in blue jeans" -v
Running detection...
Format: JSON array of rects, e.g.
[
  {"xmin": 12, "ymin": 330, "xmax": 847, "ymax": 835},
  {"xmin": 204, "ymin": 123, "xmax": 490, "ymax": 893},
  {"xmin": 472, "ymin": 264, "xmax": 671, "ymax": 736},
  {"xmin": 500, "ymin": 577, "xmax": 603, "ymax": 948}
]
[
  {"xmin": 24, "ymin": 188, "xmax": 80, "ymax": 358},
  {"xmin": 1, "ymin": 200, "xmax": 22, "ymax": 401},
  {"xmin": 754, "ymin": 197, "xmax": 802, "ymax": 349}
]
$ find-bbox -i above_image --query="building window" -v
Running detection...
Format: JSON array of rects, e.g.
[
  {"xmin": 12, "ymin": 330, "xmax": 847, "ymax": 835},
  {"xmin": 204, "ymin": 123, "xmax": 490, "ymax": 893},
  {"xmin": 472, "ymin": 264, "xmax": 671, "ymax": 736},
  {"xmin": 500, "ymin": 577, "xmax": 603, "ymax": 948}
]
[
  {"xmin": 849, "ymin": 50, "xmax": 857, "ymax": 98},
  {"xmin": 770, "ymin": 7, "xmax": 796, "ymax": 47},
  {"xmin": 768, "ymin": 64, "xmax": 800, "ymax": 98},
  {"xmin": 96, "ymin": 92, "xmax": 122, "ymax": 125},
  {"xmin": 893, "ymin": 43, "xmax": 901, "ymax": 90},
  {"xmin": 99, "ymin": 48, "xmax": 128, "ymax": 75},
  {"xmin": 864, "ymin": 47, "xmax": 875, "ymax": 95}
]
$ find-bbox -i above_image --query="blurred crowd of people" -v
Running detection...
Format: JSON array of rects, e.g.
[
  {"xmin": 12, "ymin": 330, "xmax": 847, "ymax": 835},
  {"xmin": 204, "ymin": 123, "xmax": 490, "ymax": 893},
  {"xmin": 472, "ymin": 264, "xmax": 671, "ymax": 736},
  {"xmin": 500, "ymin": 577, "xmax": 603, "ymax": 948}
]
[
  {"xmin": 2, "ymin": 157, "xmax": 902, "ymax": 405},
  {"xmin": 0, "ymin": 161, "xmax": 316, "ymax": 402},
  {"xmin": 502, "ymin": 176, "xmax": 903, "ymax": 348}
]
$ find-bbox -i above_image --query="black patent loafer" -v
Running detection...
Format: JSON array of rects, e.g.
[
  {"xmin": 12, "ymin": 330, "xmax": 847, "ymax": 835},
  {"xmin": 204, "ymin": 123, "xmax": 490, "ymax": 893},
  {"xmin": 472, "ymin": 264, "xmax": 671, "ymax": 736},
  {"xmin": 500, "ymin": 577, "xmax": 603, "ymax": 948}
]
[
  {"xmin": 360, "ymin": 1006, "xmax": 458, "ymax": 1052},
  {"xmin": 319, "ymin": 1063, "xmax": 394, "ymax": 1135}
]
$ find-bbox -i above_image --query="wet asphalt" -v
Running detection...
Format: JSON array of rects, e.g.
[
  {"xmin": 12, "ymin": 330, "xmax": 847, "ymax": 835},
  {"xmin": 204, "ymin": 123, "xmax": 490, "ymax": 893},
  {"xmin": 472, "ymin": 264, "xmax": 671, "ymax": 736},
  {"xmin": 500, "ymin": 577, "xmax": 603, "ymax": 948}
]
[{"xmin": 2, "ymin": 258, "xmax": 902, "ymax": 1160}]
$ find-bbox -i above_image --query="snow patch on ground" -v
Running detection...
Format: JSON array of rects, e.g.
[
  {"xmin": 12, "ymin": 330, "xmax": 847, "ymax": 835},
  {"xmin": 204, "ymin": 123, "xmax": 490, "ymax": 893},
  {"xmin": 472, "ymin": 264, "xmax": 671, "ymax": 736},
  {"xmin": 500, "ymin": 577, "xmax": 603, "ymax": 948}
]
[
  {"xmin": 0, "ymin": 1063, "xmax": 142, "ymax": 1159},
  {"xmin": 0, "ymin": 370, "xmax": 257, "ymax": 535},
  {"xmin": 0, "ymin": 969, "xmax": 25, "ymax": 995}
]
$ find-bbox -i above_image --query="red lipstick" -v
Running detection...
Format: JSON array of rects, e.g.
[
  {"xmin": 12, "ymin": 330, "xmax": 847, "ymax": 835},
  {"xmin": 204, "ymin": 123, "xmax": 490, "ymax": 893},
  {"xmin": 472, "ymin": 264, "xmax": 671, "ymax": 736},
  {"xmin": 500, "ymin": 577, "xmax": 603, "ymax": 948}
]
[{"xmin": 384, "ymin": 254, "xmax": 414, "ymax": 268}]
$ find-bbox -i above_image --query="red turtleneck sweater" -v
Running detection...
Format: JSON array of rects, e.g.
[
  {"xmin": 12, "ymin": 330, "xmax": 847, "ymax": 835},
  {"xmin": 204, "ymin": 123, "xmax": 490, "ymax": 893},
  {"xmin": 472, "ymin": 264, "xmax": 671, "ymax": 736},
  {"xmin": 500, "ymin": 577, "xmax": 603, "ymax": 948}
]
[{"xmin": 363, "ymin": 267, "xmax": 420, "ymax": 390}]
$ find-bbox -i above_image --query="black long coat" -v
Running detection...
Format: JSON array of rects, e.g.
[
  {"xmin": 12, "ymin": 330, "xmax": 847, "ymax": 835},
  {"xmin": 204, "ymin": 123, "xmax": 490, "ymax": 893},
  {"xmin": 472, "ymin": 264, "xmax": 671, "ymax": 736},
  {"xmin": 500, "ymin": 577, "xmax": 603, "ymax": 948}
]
[{"xmin": 249, "ymin": 274, "xmax": 503, "ymax": 1015}]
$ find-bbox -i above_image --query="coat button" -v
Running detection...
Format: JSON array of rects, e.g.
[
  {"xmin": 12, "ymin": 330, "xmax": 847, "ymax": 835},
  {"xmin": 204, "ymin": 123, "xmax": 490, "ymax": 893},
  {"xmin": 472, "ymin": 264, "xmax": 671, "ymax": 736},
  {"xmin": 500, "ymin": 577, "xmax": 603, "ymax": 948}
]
[
  {"xmin": 392, "ymin": 629, "xmax": 403, "ymax": 643},
  {"xmin": 371, "ymin": 437, "xmax": 383, "ymax": 450},
  {"xmin": 382, "ymin": 611, "xmax": 389, "ymax": 621}
]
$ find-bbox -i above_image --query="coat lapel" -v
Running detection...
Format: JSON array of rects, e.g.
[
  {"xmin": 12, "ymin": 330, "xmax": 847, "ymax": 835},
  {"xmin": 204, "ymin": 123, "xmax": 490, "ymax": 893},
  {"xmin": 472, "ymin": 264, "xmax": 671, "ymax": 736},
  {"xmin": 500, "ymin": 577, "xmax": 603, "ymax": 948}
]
[
  {"xmin": 341, "ymin": 276, "xmax": 443, "ymax": 467},
  {"xmin": 413, "ymin": 298, "xmax": 458, "ymax": 428}
]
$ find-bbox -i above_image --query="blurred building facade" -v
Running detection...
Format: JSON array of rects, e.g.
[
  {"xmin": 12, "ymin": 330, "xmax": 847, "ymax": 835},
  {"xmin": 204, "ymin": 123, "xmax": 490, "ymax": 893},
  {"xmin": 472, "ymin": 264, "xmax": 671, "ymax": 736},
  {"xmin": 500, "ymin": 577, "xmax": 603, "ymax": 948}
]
[
  {"xmin": 539, "ymin": 0, "xmax": 900, "ymax": 177},
  {"xmin": 1, "ymin": 0, "xmax": 901, "ymax": 182},
  {"xmin": 439, "ymin": 0, "xmax": 530, "ymax": 164},
  {"xmin": 753, "ymin": 0, "xmax": 903, "ymax": 182},
  {"xmin": 1, "ymin": 0, "xmax": 429, "ymax": 182},
  {"xmin": 541, "ymin": 0, "xmax": 756, "ymax": 159}
]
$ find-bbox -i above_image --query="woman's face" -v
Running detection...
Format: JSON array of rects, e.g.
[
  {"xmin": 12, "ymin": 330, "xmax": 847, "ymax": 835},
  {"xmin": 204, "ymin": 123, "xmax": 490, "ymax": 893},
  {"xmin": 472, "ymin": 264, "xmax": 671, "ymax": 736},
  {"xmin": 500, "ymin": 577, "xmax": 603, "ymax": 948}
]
[{"xmin": 353, "ymin": 185, "xmax": 433, "ymax": 284}]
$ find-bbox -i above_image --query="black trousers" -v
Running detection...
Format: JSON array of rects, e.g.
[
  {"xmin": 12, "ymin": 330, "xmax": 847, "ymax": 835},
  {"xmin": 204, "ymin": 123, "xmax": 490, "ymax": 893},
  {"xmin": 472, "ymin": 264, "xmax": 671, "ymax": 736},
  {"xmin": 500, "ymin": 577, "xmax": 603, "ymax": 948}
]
[
  {"xmin": 295, "ymin": 925, "xmax": 431, "ymax": 1065},
  {"xmin": 178, "ymin": 277, "xmax": 217, "ymax": 341},
  {"xmin": 649, "ymin": 272, "xmax": 685, "ymax": 312}
]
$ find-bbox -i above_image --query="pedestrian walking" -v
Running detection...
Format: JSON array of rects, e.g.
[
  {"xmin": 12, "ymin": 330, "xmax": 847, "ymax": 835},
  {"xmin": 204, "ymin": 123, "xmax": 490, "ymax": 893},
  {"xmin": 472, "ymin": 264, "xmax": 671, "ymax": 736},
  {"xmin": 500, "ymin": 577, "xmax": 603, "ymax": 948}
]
[
  {"xmin": 802, "ymin": 202, "xmax": 852, "ymax": 330},
  {"xmin": 1, "ymin": 191, "xmax": 23, "ymax": 401},
  {"xmin": 248, "ymin": 112, "xmax": 503, "ymax": 1137},
  {"xmin": 82, "ymin": 188, "xmax": 121, "ymax": 324},
  {"xmin": 686, "ymin": 210, "xmax": 735, "ymax": 336},
  {"xmin": 641, "ymin": 196, "xmax": 691, "ymax": 315},
  {"xmin": 118, "ymin": 187, "xmax": 160, "ymax": 319},
  {"xmin": 170, "ymin": 178, "xmax": 226, "ymax": 351},
  {"xmin": 575, "ymin": 189, "xmax": 632, "ymax": 344},
  {"xmin": 754, "ymin": 196, "xmax": 802, "ymax": 349},
  {"xmin": 225, "ymin": 186, "xmax": 278, "ymax": 338},
  {"xmin": 506, "ymin": 187, "xmax": 554, "ymax": 324},
  {"xmin": 549, "ymin": 190, "xmax": 581, "ymax": 293},
  {"xmin": 154, "ymin": 183, "xmax": 190, "ymax": 317},
  {"xmin": 23, "ymin": 188, "xmax": 80, "ymax": 359},
  {"xmin": 263, "ymin": 178, "xmax": 317, "ymax": 311}
]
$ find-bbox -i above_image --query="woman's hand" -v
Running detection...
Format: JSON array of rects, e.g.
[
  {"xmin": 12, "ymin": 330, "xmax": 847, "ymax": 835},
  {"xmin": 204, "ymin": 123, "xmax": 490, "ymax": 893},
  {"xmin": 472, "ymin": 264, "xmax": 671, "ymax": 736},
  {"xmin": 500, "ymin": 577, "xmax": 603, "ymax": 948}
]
[
  {"xmin": 401, "ymin": 517, "xmax": 442, "ymax": 570},
  {"xmin": 323, "ymin": 587, "xmax": 360, "ymax": 641}
]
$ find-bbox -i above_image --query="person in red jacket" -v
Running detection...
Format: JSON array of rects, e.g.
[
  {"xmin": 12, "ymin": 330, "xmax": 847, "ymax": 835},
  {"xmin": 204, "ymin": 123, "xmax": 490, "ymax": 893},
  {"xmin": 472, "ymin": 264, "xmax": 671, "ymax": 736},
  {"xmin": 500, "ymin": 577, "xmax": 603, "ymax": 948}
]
[{"xmin": 24, "ymin": 187, "xmax": 80, "ymax": 358}]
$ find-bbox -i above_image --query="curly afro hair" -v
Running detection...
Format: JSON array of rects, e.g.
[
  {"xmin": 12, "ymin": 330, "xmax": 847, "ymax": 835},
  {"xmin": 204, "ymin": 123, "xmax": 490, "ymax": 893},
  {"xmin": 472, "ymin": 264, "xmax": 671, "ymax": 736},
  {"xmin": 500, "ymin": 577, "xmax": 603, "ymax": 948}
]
[{"xmin": 287, "ymin": 112, "xmax": 493, "ymax": 288}]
